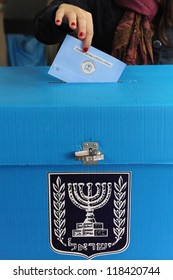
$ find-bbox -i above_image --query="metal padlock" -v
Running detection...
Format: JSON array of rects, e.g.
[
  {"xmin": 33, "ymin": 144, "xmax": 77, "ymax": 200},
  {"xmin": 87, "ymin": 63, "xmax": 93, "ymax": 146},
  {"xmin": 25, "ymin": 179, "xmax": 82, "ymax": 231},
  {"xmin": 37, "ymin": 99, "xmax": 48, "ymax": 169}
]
[{"xmin": 75, "ymin": 142, "xmax": 104, "ymax": 165}]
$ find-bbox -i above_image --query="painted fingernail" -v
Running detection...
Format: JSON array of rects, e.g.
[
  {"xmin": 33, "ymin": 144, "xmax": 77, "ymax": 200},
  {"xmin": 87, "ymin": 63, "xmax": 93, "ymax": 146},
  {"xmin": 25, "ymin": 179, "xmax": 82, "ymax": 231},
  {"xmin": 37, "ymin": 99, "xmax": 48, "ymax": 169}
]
[
  {"xmin": 55, "ymin": 19, "xmax": 61, "ymax": 24},
  {"xmin": 71, "ymin": 22, "xmax": 76, "ymax": 27},
  {"xmin": 79, "ymin": 32, "xmax": 85, "ymax": 37},
  {"xmin": 83, "ymin": 47, "xmax": 88, "ymax": 52}
]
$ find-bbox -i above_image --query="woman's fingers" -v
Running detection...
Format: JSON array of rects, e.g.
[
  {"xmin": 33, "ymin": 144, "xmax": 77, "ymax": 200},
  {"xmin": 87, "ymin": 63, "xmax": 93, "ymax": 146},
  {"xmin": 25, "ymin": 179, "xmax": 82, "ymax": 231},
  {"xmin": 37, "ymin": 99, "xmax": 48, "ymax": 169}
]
[
  {"xmin": 55, "ymin": 4, "xmax": 94, "ymax": 51},
  {"xmin": 55, "ymin": 5, "xmax": 65, "ymax": 26},
  {"xmin": 56, "ymin": 5, "xmax": 77, "ymax": 30},
  {"xmin": 77, "ymin": 11, "xmax": 93, "ymax": 51}
]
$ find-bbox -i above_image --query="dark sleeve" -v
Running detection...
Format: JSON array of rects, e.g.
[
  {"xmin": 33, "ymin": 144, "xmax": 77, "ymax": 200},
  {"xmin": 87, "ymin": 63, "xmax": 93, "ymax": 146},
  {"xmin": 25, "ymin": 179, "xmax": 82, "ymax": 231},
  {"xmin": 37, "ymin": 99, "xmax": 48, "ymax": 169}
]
[
  {"xmin": 34, "ymin": 0, "xmax": 90, "ymax": 45},
  {"xmin": 154, "ymin": 27, "xmax": 173, "ymax": 64}
]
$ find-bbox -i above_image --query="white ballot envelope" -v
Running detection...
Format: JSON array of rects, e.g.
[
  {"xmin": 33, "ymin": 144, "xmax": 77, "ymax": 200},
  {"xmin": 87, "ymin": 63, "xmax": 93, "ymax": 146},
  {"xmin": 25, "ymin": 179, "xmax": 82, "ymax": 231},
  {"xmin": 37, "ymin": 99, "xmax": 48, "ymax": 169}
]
[{"xmin": 48, "ymin": 35, "xmax": 126, "ymax": 83}]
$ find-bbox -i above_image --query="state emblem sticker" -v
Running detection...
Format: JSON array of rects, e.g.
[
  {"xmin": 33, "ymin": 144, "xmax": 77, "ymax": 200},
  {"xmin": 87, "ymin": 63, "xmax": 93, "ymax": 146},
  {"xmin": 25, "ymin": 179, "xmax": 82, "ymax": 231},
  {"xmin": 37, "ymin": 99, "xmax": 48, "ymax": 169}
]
[{"xmin": 48, "ymin": 172, "xmax": 131, "ymax": 259}]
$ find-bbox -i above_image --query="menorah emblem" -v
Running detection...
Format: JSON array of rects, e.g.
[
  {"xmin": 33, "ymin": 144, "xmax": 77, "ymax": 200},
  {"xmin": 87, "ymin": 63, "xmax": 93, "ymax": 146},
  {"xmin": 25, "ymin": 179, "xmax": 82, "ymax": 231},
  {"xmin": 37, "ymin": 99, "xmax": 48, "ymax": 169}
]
[{"xmin": 68, "ymin": 182, "xmax": 112, "ymax": 237}]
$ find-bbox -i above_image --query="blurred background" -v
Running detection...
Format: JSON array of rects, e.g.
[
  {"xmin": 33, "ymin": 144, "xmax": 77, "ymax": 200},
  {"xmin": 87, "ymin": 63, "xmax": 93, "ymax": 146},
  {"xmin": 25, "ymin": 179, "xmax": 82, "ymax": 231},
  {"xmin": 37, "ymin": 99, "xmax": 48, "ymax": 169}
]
[
  {"xmin": 0, "ymin": 0, "xmax": 58, "ymax": 66},
  {"xmin": 0, "ymin": 0, "xmax": 7, "ymax": 65}
]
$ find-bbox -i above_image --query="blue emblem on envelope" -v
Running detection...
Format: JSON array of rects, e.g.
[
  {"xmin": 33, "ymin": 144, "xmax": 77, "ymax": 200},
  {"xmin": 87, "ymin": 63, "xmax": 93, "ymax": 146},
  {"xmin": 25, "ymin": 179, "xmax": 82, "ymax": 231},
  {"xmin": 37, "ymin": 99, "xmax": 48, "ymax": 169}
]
[{"xmin": 48, "ymin": 172, "xmax": 131, "ymax": 259}]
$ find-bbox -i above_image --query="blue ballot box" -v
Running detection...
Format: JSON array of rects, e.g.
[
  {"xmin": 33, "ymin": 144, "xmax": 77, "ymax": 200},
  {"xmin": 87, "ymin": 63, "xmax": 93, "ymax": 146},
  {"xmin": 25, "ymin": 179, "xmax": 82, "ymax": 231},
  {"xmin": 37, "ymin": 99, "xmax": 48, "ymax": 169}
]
[{"xmin": 0, "ymin": 66, "xmax": 173, "ymax": 260}]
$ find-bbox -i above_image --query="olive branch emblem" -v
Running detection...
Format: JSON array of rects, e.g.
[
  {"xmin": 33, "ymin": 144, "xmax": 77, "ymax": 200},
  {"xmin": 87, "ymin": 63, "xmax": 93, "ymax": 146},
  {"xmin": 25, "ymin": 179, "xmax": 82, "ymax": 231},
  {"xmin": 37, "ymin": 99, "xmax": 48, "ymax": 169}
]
[
  {"xmin": 52, "ymin": 176, "xmax": 67, "ymax": 246},
  {"xmin": 112, "ymin": 176, "xmax": 127, "ymax": 245}
]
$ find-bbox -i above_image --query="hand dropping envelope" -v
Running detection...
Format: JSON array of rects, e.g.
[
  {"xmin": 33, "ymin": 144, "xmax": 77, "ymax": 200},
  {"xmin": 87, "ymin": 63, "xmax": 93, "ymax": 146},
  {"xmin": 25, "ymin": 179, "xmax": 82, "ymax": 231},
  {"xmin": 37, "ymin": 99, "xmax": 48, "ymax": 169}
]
[{"xmin": 48, "ymin": 35, "xmax": 126, "ymax": 83}]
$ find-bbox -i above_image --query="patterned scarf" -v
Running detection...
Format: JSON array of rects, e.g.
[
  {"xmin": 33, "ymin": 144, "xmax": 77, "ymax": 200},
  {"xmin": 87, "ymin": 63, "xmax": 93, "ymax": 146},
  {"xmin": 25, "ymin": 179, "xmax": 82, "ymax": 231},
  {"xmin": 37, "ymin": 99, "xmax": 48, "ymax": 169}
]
[{"xmin": 111, "ymin": 0, "xmax": 160, "ymax": 64}]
